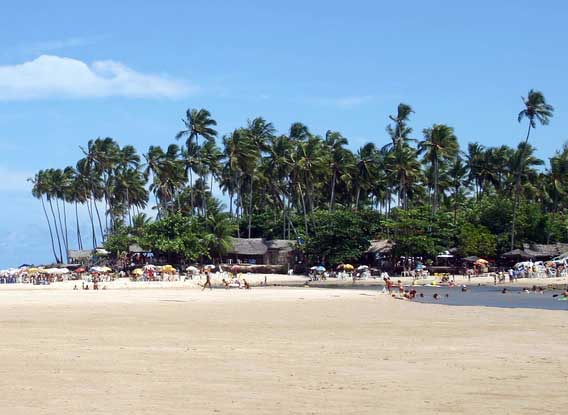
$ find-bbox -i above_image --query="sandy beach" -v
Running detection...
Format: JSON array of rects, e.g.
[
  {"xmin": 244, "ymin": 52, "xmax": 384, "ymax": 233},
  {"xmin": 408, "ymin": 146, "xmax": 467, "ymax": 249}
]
[{"xmin": 0, "ymin": 286, "xmax": 566, "ymax": 414}]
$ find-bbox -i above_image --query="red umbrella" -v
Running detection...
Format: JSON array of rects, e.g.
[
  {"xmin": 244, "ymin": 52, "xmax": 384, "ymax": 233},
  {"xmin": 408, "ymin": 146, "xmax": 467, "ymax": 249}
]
[{"xmin": 75, "ymin": 267, "xmax": 85, "ymax": 273}]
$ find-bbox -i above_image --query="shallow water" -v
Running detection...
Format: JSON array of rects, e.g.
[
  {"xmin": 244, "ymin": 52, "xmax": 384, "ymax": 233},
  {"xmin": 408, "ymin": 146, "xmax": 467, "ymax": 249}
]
[{"xmin": 309, "ymin": 284, "xmax": 568, "ymax": 311}]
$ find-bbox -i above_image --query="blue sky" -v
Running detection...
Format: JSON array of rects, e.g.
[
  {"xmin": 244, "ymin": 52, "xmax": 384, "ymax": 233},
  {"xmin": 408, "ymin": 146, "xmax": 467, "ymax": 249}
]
[{"xmin": 0, "ymin": 0, "xmax": 567, "ymax": 267}]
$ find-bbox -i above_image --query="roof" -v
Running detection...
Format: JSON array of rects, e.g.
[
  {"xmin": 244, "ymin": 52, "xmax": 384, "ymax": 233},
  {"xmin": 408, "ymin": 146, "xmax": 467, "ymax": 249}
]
[
  {"xmin": 523, "ymin": 243, "xmax": 568, "ymax": 258},
  {"xmin": 67, "ymin": 250, "xmax": 94, "ymax": 260},
  {"xmin": 366, "ymin": 240, "xmax": 395, "ymax": 254},
  {"xmin": 266, "ymin": 240, "xmax": 294, "ymax": 251},
  {"xmin": 502, "ymin": 249, "xmax": 535, "ymax": 259},
  {"xmin": 227, "ymin": 238, "xmax": 295, "ymax": 256},
  {"xmin": 129, "ymin": 243, "xmax": 150, "ymax": 253},
  {"xmin": 503, "ymin": 243, "xmax": 568, "ymax": 259}
]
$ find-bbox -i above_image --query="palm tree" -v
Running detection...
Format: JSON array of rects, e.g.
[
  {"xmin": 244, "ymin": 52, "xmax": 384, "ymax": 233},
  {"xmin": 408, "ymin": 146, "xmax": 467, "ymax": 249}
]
[
  {"xmin": 354, "ymin": 143, "xmax": 379, "ymax": 210},
  {"xmin": 447, "ymin": 156, "xmax": 469, "ymax": 225},
  {"xmin": 176, "ymin": 108, "xmax": 218, "ymax": 148},
  {"xmin": 518, "ymin": 89, "xmax": 554, "ymax": 144},
  {"xmin": 29, "ymin": 171, "xmax": 61, "ymax": 263},
  {"xmin": 325, "ymin": 130, "xmax": 350, "ymax": 212},
  {"xmin": 509, "ymin": 142, "xmax": 544, "ymax": 249},
  {"xmin": 244, "ymin": 118, "xmax": 275, "ymax": 237},
  {"xmin": 418, "ymin": 124, "xmax": 459, "ymax": 212},
  {"xmin": 385, "ymin": 103, "xmax": 415, "ymax": 151}
]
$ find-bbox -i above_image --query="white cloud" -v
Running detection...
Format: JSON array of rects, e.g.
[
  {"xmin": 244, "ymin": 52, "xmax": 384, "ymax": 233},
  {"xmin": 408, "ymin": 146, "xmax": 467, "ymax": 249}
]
[{"xmin": 0, "ymin": 55, "xmax": 194, "ymax": 100}]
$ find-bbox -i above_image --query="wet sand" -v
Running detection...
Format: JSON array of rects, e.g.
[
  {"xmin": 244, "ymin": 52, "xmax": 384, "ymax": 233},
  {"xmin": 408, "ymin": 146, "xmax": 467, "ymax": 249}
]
[{"xmin": 0, "ymin": 287, "xmax": 566, "ymax": 414}]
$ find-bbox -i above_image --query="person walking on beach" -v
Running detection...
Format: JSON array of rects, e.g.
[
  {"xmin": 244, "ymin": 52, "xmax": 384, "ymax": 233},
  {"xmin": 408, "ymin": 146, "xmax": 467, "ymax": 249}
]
[{"xmin": 202, "ymin": 271, "xmax": 212, "ymax": 291}]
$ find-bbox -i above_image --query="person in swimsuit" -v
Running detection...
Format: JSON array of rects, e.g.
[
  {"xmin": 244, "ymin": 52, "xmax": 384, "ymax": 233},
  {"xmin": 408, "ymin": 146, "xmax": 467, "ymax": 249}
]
[{"xmin": 202, "ymin": 271, "xmax": 212, "ymax": 291}]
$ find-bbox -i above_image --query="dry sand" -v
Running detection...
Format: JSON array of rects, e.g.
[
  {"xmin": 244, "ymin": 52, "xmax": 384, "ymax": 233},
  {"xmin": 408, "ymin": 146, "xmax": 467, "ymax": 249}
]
[{"xmin": 0, "ymin": 287, "xmax": 567, "ymax": 414}]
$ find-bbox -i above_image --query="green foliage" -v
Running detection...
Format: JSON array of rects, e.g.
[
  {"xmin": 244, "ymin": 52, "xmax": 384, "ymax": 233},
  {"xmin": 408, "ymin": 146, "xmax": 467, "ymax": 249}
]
[
  {"xmin": 103, "ymin": 226, "xmax": 133, "ymax": 255},
  {"xmin": 138, "ymin": 213, "xmax": 206, "ymax": 262},
  {"xmin": 303, "ymin": 210, "xmax": 372, "ymax": 266},
  {"xmin": 385, "ymin": 207, "xmax": 454, "ymax": 258},
  {"xmin": 456, "ymin": 223, "xmax": 496, "ymax": 257}
]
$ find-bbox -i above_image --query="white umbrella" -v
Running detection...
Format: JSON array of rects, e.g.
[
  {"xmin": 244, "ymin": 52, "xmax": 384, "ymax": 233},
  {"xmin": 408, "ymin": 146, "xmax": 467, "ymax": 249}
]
[
  {"xmin": 357, "ymin": 265, "xmax": 369, "ymax": 271},
  {"xmin": 204, "ymin": 264, "xmax": 216, "ymax": 270},
  {"xmin": 186, "ymin": 266, "xmax": 199, "ymax": 273}
]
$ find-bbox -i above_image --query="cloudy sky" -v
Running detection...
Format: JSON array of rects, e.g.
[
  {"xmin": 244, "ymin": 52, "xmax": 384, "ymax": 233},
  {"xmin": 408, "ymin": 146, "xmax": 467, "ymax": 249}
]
[{"xmin": 1, "ymin": 0, "xmax": 567, "ymax": 267}]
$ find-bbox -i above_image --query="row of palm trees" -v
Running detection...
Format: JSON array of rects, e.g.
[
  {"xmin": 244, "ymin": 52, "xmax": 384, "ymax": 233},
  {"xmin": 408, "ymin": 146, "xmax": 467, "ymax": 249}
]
[{"xmin": 31, "ymin": 89, "xmax": 564, "ymax": 263}]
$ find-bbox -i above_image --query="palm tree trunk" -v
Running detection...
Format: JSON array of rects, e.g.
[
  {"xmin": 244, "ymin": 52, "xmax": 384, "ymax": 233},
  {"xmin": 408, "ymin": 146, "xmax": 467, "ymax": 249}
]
[
  {"xmin": 48, "ymin": 199, "xmax": 63, "ymax": 263},
  {"xmin": 247, "ymin": 176, "xmax": 254, "ymax": 239},
  {"xmin": 524, "ymin": 122, "xmax": 532, "ymax": 145},
  {"xmin": 87, "ymin": 199, "xmax": 97, "ymax": 249},
  {"xmin": 42, "ymin": 196, "xmax": 60, "ymax": 263},
  {"xmin": 355, "ymin": 186, "xmax": 361, "ymax": 211},
  {"xmin": 298, "ymin": 184, "xmax": 309, "ymax": 236},
  {"xmin": 433, "ymin": 158, "xmax": 439, "ymax": 214},
  {"xmin": 75, "ymin": 201, "xmax": 83, "ymax": 250},
  {"xmin": 62, "ymin": 201, "xmax": 69, "ymax": 261},
  {"xmin": 510, "ymin": 175, "xmax": 521, "ymax": 250},
  {"xmin": 93, "ymin": 198, "xmax": 104, "ymax": 243},
  {"xmin": 329, "ymin": 170, "xmax": 337, "ymax": 212},
  {"xmin": 55, "ymin": 199, "xmax": 68, "ymax": 261}
]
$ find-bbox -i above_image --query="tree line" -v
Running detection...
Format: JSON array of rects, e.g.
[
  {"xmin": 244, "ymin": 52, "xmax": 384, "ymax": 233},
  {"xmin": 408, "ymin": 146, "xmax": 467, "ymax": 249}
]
[{"xmin": 30, "ymin": 89, "xmax": 568, "ymax": 265}]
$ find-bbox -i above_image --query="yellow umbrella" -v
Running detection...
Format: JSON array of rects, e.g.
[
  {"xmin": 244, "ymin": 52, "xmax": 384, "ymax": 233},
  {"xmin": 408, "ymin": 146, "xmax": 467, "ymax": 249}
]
[
  {"xmin": 343, "ymin": 264, "xmax": 354, "ymax": 271},
  {"xmin": 132, "ymin": 268, "xmax": 143, "ymax": 276},
  {"xmin": 162, "ymin": 265, "xmax": 176, "ymax": 274},
  {"xmin": 27, "ymin": 267, "xmax": 41, "ymax": 273}
]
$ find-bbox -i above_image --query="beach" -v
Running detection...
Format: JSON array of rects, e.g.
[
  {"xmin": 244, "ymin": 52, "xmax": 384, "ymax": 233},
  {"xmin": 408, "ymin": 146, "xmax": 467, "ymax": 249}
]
[{"xmin": 0, "ymin": 286, "xmax": 567, "ymax": 414}]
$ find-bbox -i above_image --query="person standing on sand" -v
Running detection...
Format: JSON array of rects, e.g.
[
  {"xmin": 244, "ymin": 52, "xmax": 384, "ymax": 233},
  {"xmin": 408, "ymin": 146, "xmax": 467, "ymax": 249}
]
[{"xmin": 202, "ymin": 271, "xmax": 212, "ymax": 291}]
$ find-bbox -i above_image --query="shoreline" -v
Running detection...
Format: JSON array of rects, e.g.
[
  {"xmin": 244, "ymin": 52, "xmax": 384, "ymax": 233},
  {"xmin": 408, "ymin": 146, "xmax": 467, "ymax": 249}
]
[{"xmin": 1, "ymin": 273, "xmax": 567, "ymax": 291}]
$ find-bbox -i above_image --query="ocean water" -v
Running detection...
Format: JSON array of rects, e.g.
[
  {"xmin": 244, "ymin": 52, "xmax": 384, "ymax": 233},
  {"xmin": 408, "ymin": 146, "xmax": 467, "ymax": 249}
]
[
  {"xmin": 410, "ymin": 285, "xmax": 568, "ymax": 311},
  {"xmin": 305, "ymin": 283, "xmax": 568, "ymax": 311}
]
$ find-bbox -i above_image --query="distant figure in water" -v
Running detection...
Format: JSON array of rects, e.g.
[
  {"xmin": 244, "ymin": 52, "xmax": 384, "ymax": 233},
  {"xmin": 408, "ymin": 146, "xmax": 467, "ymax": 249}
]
[
  {"xmin": 538, "ymin": 287, "xmax": 545, "ymax": 294},
  {"xmin": 461, "ymin": 286, "xmax": 468, "ymax": 292},
  {"xmin": 433, "ymin": 293, "xmax": 439, "ymax": 300},
  {"xmin": 501, "ymin": 288, "xmax": 507, "ymax": 294},
  {"xmin": 445, "ymin": 293, "xmax": 449, "ymax": 298},
  {"xmin": 419, "ymin": 293, "xmax": 424, "ymax": 298}
]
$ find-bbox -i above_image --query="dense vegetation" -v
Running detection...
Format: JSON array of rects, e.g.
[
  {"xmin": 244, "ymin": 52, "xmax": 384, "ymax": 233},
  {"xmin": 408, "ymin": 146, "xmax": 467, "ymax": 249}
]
[{"xmin": 30, "ymin": 90, "xmax": 568, "ymax": 266}]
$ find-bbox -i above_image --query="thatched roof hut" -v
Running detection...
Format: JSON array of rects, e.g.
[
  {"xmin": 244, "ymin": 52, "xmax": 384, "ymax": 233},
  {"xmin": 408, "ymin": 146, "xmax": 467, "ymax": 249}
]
[{"xmin": 366, "ymin": 240, "xmax": 395, "ymax": 254}]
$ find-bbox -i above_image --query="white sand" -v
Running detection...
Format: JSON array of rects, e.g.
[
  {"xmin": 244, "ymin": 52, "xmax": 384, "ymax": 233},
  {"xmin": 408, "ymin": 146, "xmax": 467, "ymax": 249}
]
[{"xmin": 0, "ymin": 286, "xmax": 566, "ymax": 414}]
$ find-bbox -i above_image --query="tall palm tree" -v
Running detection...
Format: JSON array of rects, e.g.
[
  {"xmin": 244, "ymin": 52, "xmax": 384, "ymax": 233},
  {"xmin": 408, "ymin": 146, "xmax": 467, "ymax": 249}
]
[
  {"xmin": 244, "ymin": 118, "xmax": 275, "ymax": 237},
  {"xmin": 354, "ymin": 143, "xmax": 379, "ymax": 210},
  {"xmin": 418, "ymin": 124, "xmax": 459, "ymax": 212},
  {"xmin": 518, "ymin": 89, "xmax": 554, "ymax": 144},
  {"xmin": 509, "ymin": 142, "xmax": 544, "ymax": 249},
  {"xmin": 385, "ymin": 103, "xmax": 415, "ymax": 151},
  {"xmin": 325, "ymin": 130, "xmax": 350, "ymax": 212},
  {"xmin": 29, "ymin": 171, "xmax": 61, "ymax": 263}
]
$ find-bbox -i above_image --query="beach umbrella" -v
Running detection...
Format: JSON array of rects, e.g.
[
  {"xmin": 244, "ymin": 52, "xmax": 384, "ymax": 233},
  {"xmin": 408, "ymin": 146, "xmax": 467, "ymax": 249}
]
[
  {"xmin": 230, "ymin": 265, "xmax": 240, "ymax": 273},
  {"xmin": 143, "ymin": 264, "xmax": 157, "ymax": 271},
  {"xmin": 186, "ymin": 266, "xmax": 199, "ymax": 273},
  {"xmin": 343, "ymin": 264, "xmax": 354, "ymax": 271},
  {"xmin": 27, "ymin": 267, "xmax": 41, "ymax": 273},
  {"xmin": 132, "ymin": 268, "xmax": 143, "ymax": 276},
  {"xmin": 357, "ymin": 265, "xmax": 369, "ymax": 271},
  {"xmin": 474, "ymin": 259, "xmax": 488, "ymax": 266},
  {"xmin": 315, "ymin": 265, "xmax": 326, "ymax": 273},
  {"xmin": 75, "ymin": 267, "xmax": 85, "ymax": 273},
  {"xmin": 204, "ymin": 264, "xmax": 216, "ymax": 270},
  {"xmin": 162, "ymin": 265, "xmax": 176, "ymax": 274}
]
